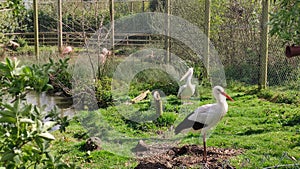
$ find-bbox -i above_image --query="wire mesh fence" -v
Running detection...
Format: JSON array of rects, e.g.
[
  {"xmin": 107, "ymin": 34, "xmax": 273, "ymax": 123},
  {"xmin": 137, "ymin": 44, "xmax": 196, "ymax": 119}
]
[{"xmin": 1, "ymin": 0, "xmax": 300, "ymax": 87}]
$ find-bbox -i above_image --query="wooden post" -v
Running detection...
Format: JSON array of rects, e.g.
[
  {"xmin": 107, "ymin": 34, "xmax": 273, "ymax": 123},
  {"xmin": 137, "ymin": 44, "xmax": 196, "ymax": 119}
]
[
  {"xmin": 164, "ymin": 0, "xmax": 170, "ymax": 63},
  {"xmin": 109, "ymin": 0, "xmax": 114, "ymax": 52},
  {"xmin": 259, "ymin": 0, "xmax": 269, "ymax": 89},
  {"xmin": 153, "ymin": 91, "xmax": 163, "ymax": 117},
  {"xmin": 33, "ymin": 0, "xmax": 39, "ymax": 61},
  {"xmin": 58, "ymin": 0, "xmax": 63, "ymax": 53},
  {"xmin": 204, "ymin": 0, "xmax": 210, "ymax": 78},
  {"xmin": 130, "ymin": 1, "xmax": 133, "ymax": 14}
]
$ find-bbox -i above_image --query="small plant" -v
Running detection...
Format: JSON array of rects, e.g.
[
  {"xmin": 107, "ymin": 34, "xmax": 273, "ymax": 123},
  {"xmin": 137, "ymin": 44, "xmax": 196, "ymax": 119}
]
[
  {"xmin": 155, "ymin": 112, "xmax": 178, "ymax": 127},
  {"xmin": 95, "ymin": 77, "xmax": 113, "ymax": 108},
  {"xmin": 46, "ymin": 57, "xmax": 73, "ymax": 96},
  {"xmin": 46, "ymin": 106, "xmax": 71, "ymax": 133},
  {"xmin": 16, "ymin": 37, "xmax": 28, "ymax": 47}
]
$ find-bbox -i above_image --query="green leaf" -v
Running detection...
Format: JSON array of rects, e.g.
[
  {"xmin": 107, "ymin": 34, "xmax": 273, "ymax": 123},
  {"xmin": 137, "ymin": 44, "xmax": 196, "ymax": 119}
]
[
  {"xmin": 20, "ymin": 118, "xmax": 35, "ymax": 124},
  {"xmin": 43, "ymin": 121, "xmax": 57, "ymax": 131},
  {"xmin": 38, "ymin": 132, "xmax": 55, "ymax": 140},
  {"xmin": 46, "ymin": 152, "xmax": 55, "ymax": 163},
  {"xmin": 43, "ymin": 84, "xmax": 54, "ymax": 91},
  {"xmin": 2, "ymin": 103, "xmax": 15, "ymax": 113},
  {"xmin": 22, "ymin": 66, "xmax": 32, "ymax": 75},
  {"xmin": 13, "ymin": 99, "xmax": 20, "ymax": 112},
  {"xmin": 0, "ymin": 116, "xmax": 17, "ymax": 123},
  {"xmin": 13, "ymin": 154, "xmax": 21, "ymax": 164},
  {"xmin": 20, "ymin": 104, "xmax": 32, "ymax": 116},
  {"xmin": 0, "ymin": 110, "xmax": 16, "ymax": 117},
  {"xmin": 1, "ymin": 152, "xmax": 14, "ymax": 161},
  {"xmin": 36, "ymin": 120, "xmax": 43, "ymax": 131}
]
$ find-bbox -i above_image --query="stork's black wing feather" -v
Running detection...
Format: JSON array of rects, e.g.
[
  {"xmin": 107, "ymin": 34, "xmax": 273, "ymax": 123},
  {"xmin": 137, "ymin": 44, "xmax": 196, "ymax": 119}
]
[{"xmin": 174, "ymin": 112, "xmax": 206, "ymax": 134}]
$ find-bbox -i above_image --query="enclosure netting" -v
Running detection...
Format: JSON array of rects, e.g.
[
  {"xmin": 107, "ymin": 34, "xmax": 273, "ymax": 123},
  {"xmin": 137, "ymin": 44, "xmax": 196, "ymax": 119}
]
[{"xmin": 1, "ymin": 0, "xmax": 299, "ymax": 87}]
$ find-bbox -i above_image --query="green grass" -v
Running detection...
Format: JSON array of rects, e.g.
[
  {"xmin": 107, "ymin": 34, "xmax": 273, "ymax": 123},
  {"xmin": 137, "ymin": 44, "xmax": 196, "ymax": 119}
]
[{"xmin": 51, "ymin": 85, "xmax": 300, "ymax": 168}]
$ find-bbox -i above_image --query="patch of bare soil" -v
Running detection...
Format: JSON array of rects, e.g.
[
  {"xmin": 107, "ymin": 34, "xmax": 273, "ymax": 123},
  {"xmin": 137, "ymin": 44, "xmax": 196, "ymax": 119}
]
[{"xmin": 135, "ymin": 144, "xmax": 243, "ymax": 169}]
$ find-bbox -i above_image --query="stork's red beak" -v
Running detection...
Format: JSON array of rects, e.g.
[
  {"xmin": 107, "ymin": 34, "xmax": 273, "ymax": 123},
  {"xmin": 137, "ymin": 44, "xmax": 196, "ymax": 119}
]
[{"xmin": 221, "ymin": 92, "xmax": 234, "ymax": 101}]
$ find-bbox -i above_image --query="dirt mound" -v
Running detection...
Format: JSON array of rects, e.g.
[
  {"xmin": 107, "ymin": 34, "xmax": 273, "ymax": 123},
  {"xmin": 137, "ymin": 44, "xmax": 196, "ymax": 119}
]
[{"xmin": 135, "ymin": 145, "xmax": 243, "ymax": 169}]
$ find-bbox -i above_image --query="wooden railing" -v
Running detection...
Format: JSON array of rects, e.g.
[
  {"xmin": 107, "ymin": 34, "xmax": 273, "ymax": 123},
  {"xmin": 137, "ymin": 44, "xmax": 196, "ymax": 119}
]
[{"xmin": 4, "ymin": 32, "xmax": 160, "ymax": 47}]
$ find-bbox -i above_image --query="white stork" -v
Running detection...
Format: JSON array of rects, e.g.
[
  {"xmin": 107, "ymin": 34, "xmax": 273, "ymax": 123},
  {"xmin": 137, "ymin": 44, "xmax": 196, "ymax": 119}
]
[
  {"xmin": 177, "ymin": 68, "xmax": 196, "ymax": 102},
  {"xmin": 175, "ymin": 86, "xmax": 234, "ymax": 162}
]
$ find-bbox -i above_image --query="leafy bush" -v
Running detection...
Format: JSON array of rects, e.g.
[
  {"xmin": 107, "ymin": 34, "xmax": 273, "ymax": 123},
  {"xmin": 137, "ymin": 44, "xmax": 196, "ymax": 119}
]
[
  {"xmin": 155, "ymin": 112, "xmax": 178, "ymax": 127},
  {"xmin": 0, "ymin": 57, "xmax": 52, "ymax": 99},
  {"xmin": 16, "ymin": 37, "xmax": 28, "ymax": 47},
  {"xmin": 95, "ymin": 77, "xmax": 113, "ymax": 108},
  {"xmin": 46, "ymin": 58, "xmax": 73, "ymax": 96},
  {"xmin": 0, "ymin": 101, "xmax": 69, "ymax": 168},
  {"xmin": 0, "ymin": 57, "xmax": 73, "ymax": 168},
  {"xmin": 269, "ymin": 0, "xmax": 300, "ymax": 44}
]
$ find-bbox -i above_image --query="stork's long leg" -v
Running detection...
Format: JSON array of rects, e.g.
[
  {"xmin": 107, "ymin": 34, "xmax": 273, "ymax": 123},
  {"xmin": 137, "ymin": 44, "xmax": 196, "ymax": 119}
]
[{"xmin": 203, "ymin": 132, "xmax": 207, "ymax": 162}]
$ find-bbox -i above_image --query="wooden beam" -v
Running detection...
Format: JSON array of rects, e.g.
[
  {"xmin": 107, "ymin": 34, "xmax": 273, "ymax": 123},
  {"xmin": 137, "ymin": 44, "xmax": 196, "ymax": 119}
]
[
  {"xmin": 130, "ymin": 1, "xmax": 133, "ymax": 14},
  {"xmin": 114, "ymin": 0, "xmax": 150, "ymax": 2},
  {"xmin": 259, "ymin": 0, "xmax": 269, "ymax": 89},
  {"xmin": 58, "ymin": 0, "xmax": 63, "ymax": 53},
  {"xmin": 109, "ymin": 0, "xmax": 114, "ymax": 51},
  {"xmin": 142, "ymin": 1, "xmax": 145, "ymax": 12},
  {"xmin": 33, "ymin": 0, "xmax": 39, "ymax": 61},
  {"xmin": 204, "ymin": 0, "xmax": 210, "ymax": 78}
]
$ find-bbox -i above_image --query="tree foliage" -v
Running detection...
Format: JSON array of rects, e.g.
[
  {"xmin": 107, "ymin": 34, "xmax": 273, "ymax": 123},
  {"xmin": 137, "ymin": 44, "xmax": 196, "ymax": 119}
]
[{"xmin": 269, "ymin": 0, "xmax": 300, "ymax": 44}]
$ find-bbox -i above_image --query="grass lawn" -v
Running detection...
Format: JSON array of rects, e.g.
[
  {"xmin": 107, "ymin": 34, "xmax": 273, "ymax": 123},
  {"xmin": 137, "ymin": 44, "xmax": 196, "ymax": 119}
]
[{"xmin": 51, "ymin": 85, "xmax": 300, "ymax": 168}]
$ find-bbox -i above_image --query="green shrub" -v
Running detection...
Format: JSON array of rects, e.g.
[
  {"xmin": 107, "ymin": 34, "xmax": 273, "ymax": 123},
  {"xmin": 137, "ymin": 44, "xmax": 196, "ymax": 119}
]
[
  {"xmin": 46, "ymin": 58, "xmax": 73, "ymax": 96},
  {"xmin": 95, "ymin": 77, "xmax": 113, "ymax": 108},
  {"xmin": 16, "ymin": 37, "xmax": 27, "ymax": 47},
  {"xmin": 0, "ymin": 57, "xmax": 72, "ymax": 168},
  {"xmin": 155, "ymin": 112, "xmax": 178, "ymax": 127},
  {"xmin": 0, "ymin": 57, "xmax": 52, "ymax": 99},
  {"xmin": 0, "ymin": 100, "xmax": 71, "ymax": 168}
]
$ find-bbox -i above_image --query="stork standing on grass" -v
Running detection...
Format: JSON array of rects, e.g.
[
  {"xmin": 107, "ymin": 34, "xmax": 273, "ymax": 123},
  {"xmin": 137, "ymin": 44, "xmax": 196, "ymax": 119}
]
[
  {"xmin": 177, "ymin": 68, "xmax": 196, "ymax": 102},
  {"xmin": 175, "ymin": 86, "xmax": 234, "ymax": 162}
]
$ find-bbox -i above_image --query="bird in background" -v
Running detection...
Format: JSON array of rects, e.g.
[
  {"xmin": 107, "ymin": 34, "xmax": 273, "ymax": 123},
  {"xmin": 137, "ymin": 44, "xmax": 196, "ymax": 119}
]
[
  {"xmin": 177, "ymin": 67, "xmax": 196, "ymax": 103},
  {"xmin": 175, "ymin": 86, "xmax": 234, "ymax": 162},
  {"xmin": 99, "ymin": 48, "xmax": 112, "ymax": 64},
  {"xmin": 61, "ymin": 46, "xmax": 73, "ymax": 55}
]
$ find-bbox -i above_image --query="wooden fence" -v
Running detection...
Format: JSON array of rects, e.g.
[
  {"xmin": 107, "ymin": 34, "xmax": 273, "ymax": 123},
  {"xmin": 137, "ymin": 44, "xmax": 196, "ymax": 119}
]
[{"xmin": 4, "ymin": 32, "xmax": 159, "ymax": 47}]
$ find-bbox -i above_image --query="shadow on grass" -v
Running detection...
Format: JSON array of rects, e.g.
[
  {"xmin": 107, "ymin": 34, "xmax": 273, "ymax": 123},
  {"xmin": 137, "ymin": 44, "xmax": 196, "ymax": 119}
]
[{"xmin": 236, "ymin": 128, "xmax": 269, "ymax": 136}]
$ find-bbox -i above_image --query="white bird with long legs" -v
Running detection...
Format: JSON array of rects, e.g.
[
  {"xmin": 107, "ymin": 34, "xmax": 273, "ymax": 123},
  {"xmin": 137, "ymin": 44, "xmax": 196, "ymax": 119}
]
[
  {"xmin": 175, "ymin": 86, "xmax": 234, "ymax": 162},
  {"xmin": 177, "ymin": 68, "xmax": 196, "ymax": 103}
]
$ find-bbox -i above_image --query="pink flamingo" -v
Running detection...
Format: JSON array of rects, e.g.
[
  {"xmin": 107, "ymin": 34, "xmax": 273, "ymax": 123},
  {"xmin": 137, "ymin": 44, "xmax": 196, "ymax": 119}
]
[
  {"xmin": 99, "ymin": 48, "xmax": 112, "ymax": 64},
  {"xmin": 62, "ymin": 46, "xmax": 73, "ymax": 55}
]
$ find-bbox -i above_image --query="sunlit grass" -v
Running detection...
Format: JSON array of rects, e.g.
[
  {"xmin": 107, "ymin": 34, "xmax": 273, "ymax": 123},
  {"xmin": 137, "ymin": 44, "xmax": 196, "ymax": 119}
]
[{"xmin": 51, "ymin": 85, "xmax": 300, "ymax": 168}]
